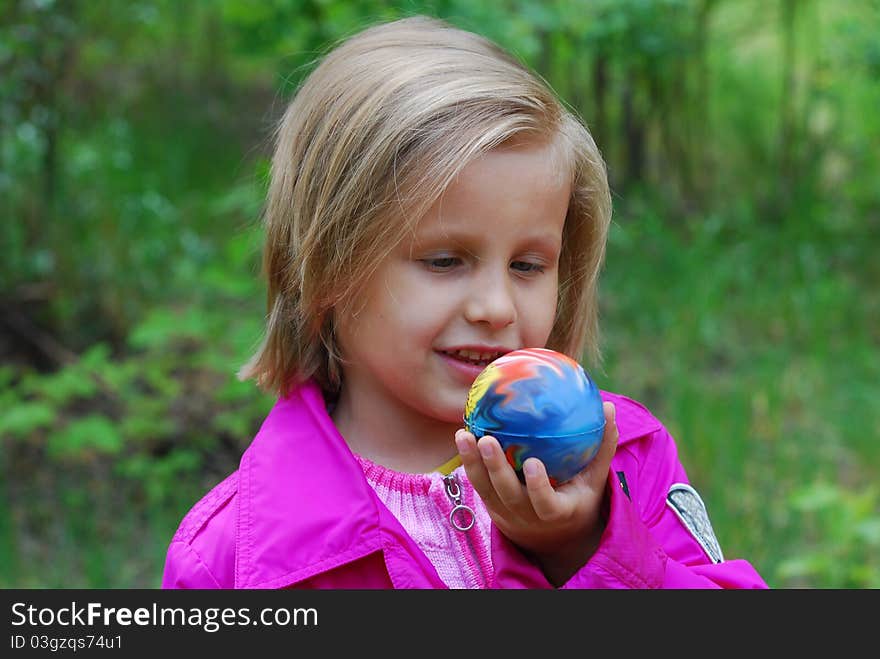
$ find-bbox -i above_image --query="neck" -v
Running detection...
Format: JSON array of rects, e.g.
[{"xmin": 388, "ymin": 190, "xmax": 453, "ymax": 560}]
[{"xmin": 331, "ymin": 386, "xmax": 461, "ymax": 474}]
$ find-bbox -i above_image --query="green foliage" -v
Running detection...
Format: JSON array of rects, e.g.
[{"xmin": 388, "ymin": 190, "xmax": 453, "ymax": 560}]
[
  {"xmin": 47, "ymin": 415, "xmax": 123, "ymax": 459},
  {"xmin": 2, "ymin": 0, "xmax": 878, "ymax": 588},
  {"xmin": 777, "ymin": 482, "xmax": 880, "ymax": 588},
  {"xmin": 595, "ymin": 183, "xmax": 879, "ymax": 587},
  {"xmin": 0, "ymin": 401, "xmax": 55, "ymax": 439}
]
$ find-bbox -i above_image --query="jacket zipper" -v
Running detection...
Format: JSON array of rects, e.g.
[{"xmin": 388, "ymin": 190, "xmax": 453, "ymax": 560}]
[
  {"xmin": 443, "ymin": 472, "xmax": 489, "ymax": 587},
  {"xmin": 443, "ymin": 473, "xmax": 475, "ymax": 531}
]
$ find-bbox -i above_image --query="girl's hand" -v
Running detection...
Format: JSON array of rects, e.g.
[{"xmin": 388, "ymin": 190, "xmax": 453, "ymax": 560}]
[{"xmin": 455, "ymin": 401, "xmax": 619, "ymax": 587}]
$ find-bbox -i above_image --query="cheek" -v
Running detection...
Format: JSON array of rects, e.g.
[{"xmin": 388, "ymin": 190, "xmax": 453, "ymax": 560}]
[
  {"xmin": 334, "ymin": 293, "xmax": 390, "ymax": 359},
  {"xmin": 388, "ymin": 273, "xmax": 453, "ymax": 321},
  {"xmin": 394, "ymin": 303, "xmax": 445, "ymax": 345},
  {"xmin": 526, "ymin": 279, "xmax": 560, "ymax": 343},
  {"xmin": 371, "ymin": 282, "xmax": 442, "ymax": 343}
]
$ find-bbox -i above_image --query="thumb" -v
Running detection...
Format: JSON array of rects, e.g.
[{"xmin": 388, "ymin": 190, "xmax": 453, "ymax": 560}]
[{"xmin": 588, "ymin": 401, "xmax": 619, "ymax": 477}]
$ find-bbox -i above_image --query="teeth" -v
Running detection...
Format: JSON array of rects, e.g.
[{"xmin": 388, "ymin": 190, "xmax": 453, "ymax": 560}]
[{"xmin": 448, "ymin": 349, "xmax": 501, "ymax": 362}]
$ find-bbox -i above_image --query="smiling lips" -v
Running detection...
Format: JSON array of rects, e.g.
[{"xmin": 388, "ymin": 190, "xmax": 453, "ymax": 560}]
[{"xmin": 439, "ymin": 348, "xmax": 509, "ymax": 367}]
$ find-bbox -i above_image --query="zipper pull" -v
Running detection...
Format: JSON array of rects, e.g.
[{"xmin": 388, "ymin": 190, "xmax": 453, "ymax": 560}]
[{"xmin": 443, "ymin": 473, "xmax": 476, "ymax": 532}]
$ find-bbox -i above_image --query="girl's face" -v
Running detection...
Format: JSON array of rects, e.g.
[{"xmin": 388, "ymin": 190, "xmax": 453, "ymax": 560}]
[{"xmin": 335, "ymin": 137, "xmax": 570, "ymax": 431}]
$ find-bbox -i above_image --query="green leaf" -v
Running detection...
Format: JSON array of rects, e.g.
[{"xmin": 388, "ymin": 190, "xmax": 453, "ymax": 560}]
[
  {"xmin": 128, "ymin": 307, "xmax": 211, "ymax": 350},
  {"xmin": 46, "ymin": 415, "xmax": 123, "ymax": 459},
  {"xmin": 0, "ymin": 402, "xmax": 56, "ymax": 439},
  {"xmin": 0, "ymin": 365, "xmax": 16, "ymax": 390},
  {"xmin": 79, "ymin": 343, "xmax": 112, "ymax": 370},
  {"xmin": 38, "ymin": 368, "xmax": 99, "ymax": 406},
  {"xmin": 790, "ymin": 481, "xmax": 842, "ymax": 511},
  {"xmin": 855, "ymin": 519, "xmax": 880, "ymax": 545}
]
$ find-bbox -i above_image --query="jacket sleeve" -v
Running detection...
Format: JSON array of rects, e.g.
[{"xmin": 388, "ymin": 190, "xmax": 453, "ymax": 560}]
[
  {"xmin": 162, "ymin": 541, "xmax": 224, "ymax": 589},
  {"xmin": 489, "ymin": 479, "xmax": 671, "ymax": 589},
  {"xmin": 160, "ymin": 473, "xmax": 239, "ymax": 589},
  {"xmin": 575, "ymin": 421, "xmax": 767, "ymax": 589},
  {"xmin": 491, "ymin": 423, "xmax": 769, "ymax": 589}
]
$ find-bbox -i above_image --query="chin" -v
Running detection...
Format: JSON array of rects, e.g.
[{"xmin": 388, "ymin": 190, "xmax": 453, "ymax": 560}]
[{"xmin": 424, "ymin": 400, "xmax": 468, "ymax": 426}]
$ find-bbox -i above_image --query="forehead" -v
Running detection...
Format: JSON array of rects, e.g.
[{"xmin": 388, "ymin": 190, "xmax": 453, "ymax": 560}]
[{"xmin": 407, "ymin": 138, "xmax": 570, "ymax": 250}]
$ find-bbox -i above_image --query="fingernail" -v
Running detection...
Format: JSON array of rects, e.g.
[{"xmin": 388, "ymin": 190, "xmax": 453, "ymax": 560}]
[
  {"xmin": 455, "ymin": 433, "xmax": 469, "ymax": 455},
  {"xmin": 524, "ymin": 459, "xmax": 539, "ymax": 478},
  {"xmin": 478, "ymin": 440, "xmax": 493, "ymax": 460}
]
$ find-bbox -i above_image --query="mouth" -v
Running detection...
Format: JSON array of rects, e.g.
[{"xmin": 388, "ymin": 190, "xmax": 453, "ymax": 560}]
[{"xmin": 438, "ymin": 348, "xmax": 508, "ymax": 368}]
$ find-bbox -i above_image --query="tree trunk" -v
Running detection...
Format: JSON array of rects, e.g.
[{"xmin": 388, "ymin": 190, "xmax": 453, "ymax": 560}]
[
  {"xmin": 622, "ymin": 64, "xmax": 645, "ymax": 188},
  {"xmin": 592, "ymin": 44, "xmax": 609, "ymax": 163},
  {"xmin": 778, "ymin": 0, "xmax": 799, "ymax": 214},
  {"xmin": 693, "ymin": 0, "xmax": 717, "ymax": 206}
]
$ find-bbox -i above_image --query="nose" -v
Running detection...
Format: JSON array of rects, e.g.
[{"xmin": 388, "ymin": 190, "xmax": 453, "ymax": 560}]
[{"xmin": 463, "ymin": 266, "xmax": 517, "ymax": 329}]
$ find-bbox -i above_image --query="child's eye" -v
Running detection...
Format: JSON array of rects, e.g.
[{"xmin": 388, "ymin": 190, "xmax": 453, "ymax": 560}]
[
  {"xmin": 511, "ymin": 261, "xmax": 546, "ymax": 274},
  {"xmin": 423, "ymin": 257, "xmax": 460, "ymax": 271}
]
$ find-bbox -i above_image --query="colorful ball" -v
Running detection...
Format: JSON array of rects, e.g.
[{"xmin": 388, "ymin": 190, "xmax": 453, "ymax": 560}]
[{"xmin": 463, "ymin": 348, "xmax": 606, "ymax": 486}]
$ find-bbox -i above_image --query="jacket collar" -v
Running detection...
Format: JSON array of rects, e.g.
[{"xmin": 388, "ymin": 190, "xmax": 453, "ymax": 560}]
[{"xmin": 234, "ymin": 380, "xmax": 388, "ymax": 588}]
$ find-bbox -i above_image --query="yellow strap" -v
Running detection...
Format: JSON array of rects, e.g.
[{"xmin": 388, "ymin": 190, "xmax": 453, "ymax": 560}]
[{"xmin": 435, "ymin": 454, "xmax": 462, "ymax": 475}]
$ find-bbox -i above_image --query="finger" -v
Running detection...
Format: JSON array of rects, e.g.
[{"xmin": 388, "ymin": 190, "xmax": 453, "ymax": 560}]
[
  {"xmin": 522, "ymin": 457, "xmax": 562, "ymax": 521},
  {"xmin": 477, "ymin": 435, "xmax": 531, "ymax": 513},
  {"xmin": 585, "ymin": 401, "xmax": 619, "ymax": 481},
  {"xmin": 455, "ymin": 429, "xmax": 502, "ymax": 510}
]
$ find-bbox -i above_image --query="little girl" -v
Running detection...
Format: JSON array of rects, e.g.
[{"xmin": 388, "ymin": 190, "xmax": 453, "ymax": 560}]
[{"xmin": 162, "ymin": 16, "xmax": 767, "ymax": 589}]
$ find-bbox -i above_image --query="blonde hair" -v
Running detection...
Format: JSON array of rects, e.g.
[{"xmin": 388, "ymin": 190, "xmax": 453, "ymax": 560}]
[{"xmin": 239, "ymin": 15, "xmax": 612, "ymax": 398}]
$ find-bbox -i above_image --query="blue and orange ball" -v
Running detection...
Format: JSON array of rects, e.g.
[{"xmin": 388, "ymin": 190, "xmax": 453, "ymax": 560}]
[{"xmin": 464, "ymin": 348, "xmax": 606, "ymax": 486}]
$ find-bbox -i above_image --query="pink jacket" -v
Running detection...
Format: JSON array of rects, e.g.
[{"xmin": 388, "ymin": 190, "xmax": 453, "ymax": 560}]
[{"xmin": 162, "ymin": 380, "xmax": 768, "ymax": 589}]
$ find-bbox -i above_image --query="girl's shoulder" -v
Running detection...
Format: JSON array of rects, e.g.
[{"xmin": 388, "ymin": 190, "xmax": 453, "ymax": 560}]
[
  {"xmin": 169, "ymin": 470, "xmax": 239, "ymax": 547},
  {"xmin": 162, "ymin": 470, "xmax": 239, "ymax": 588}
]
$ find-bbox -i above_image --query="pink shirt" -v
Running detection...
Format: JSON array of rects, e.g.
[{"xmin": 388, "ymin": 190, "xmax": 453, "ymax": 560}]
[{"xmin": 357, "ymin": 455, "xmax": 493, "ymax": 588}]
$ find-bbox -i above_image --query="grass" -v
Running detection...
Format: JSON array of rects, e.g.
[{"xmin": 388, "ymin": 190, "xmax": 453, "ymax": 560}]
[{"xmin": 593, "ymin": 200, "xmax": 880, "ymax": 586}]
